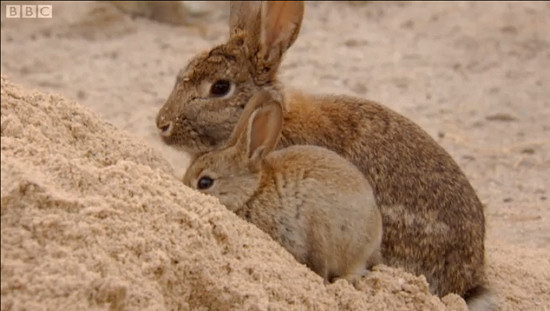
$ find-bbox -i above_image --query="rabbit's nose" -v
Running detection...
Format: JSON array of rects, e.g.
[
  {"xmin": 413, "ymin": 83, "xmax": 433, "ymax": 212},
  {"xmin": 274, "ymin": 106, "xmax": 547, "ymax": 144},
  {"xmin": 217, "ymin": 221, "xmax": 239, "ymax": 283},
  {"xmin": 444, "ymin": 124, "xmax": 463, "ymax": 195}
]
[{"xmin": 157, "ymin": 120, "xmax": 173, "ymax": 136}]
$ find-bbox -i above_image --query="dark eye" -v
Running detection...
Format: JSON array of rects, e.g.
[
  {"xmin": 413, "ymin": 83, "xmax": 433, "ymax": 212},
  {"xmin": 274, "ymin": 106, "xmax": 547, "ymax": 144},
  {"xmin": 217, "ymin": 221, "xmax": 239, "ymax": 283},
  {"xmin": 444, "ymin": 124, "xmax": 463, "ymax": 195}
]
[
  {"xmin": 210, "ymin": 80, "xmax": 231, "ymax": 97},
  {"xmin": 197, "ymin": 176, "xmax": 214, "ymax": 190}
]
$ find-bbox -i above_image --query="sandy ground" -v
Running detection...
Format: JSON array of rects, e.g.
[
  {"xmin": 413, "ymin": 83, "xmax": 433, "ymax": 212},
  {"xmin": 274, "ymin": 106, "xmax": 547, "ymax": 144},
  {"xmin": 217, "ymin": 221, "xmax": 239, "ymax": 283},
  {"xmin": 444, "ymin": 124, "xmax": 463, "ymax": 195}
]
[{"xmin": 1, "ymin": 1, "xmax": 549, "ymax": 310}]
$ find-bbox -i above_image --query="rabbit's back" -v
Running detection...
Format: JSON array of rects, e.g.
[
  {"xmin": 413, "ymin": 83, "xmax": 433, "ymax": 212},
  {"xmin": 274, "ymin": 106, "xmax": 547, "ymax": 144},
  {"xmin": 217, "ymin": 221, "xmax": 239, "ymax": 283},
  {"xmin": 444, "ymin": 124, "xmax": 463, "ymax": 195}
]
[
  {"xmin": 249, "ymin": 145, "xmax": 382, "ymax": 281},
  {"xmin": 268, "ymin": 145, "xmax": 375, "ymax": 197},
  {"xmin": 280, "ymin": 90, "xmax": 485, "ymax": 296}
]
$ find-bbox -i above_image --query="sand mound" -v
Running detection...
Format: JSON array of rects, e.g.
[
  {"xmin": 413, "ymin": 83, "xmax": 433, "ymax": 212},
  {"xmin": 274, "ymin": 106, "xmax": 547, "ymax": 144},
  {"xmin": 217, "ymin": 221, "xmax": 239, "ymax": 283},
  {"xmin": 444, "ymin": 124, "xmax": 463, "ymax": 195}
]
[{"xmin": 1, "ymin": 76, "xmax": 470, "ymax": 310}]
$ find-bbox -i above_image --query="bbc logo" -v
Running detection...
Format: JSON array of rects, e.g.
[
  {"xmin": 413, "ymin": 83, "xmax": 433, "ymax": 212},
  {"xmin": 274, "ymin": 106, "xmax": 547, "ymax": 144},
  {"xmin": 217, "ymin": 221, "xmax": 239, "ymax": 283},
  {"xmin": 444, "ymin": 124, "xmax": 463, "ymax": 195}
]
[{"xmin": 6, "ymin": 4, "xmax": 53, "ymax": 18}]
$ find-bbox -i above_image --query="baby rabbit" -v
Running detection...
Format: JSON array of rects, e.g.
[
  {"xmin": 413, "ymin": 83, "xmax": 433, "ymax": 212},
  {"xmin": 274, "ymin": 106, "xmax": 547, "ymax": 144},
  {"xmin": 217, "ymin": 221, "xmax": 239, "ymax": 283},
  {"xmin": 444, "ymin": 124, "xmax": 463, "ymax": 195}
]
[
  {"xmin": 158, "ymin": 1, "xmax": 488, "ymax": 302},
  {"xmin": 183, "ymin": 91, "xmax": 383, "ymax": 284}
]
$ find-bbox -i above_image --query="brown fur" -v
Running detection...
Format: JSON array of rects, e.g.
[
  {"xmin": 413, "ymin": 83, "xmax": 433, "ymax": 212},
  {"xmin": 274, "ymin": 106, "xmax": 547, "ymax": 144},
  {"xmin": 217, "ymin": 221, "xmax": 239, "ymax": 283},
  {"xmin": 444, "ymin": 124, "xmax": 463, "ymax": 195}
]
[
  {"xmin": 282, "ymin": 92, "xmax": 486, "ymax": 297},
  {"xmin": 157, "ymin": 1, "xmax": 487, "ymax": 300},
  {"xmin": 183, "ymin": 93, "xmax": 383, "ymax": 284}
]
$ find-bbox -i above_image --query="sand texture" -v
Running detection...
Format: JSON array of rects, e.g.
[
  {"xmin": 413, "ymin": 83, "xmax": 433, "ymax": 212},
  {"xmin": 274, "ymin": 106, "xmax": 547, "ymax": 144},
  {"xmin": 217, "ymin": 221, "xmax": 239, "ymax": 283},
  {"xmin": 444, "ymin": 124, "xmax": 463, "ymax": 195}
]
[
  {"xmin": 1, "ymin": 1, "xmax": 549, "ymax": 310},
  {"xmin": 1, "ymin": 75, "xmax": 469, "ymax": 310}
]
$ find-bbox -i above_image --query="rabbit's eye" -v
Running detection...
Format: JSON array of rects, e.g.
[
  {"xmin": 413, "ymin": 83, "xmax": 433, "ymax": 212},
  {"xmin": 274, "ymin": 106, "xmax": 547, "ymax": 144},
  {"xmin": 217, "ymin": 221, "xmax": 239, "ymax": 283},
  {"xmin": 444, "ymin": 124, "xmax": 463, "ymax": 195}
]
[
  {"xmin": 210, "ymin": 80, "xmax": 232, "ymax": 97},
  {"xmin": 197, "ymin": 176, "xmax": 214, "ymax": 190}
]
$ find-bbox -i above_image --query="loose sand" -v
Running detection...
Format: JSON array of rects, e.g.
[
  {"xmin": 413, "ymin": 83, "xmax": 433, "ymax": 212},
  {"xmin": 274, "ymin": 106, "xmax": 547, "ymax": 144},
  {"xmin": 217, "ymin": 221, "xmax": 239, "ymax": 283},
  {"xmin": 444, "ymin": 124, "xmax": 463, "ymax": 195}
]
[{"xmin": 1, "ymin": 2, "xmax": 549, "ymax": 310}]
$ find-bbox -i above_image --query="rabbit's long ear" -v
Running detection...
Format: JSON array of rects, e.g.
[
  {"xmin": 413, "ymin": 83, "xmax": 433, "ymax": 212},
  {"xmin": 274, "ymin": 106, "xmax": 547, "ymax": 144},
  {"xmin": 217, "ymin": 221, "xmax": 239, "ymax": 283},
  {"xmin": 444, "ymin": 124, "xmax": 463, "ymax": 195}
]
[
  {"xmin": 246, "ymin": 99, "xmax": 283, "ymax": 161},
  {"xmin": 225, "ymin": 91, "xmax": 272, "ymax": 149},
  {"xmin": 229, "ymin": 1, "xmax": 261, "ymax": 38},
  {"xmin": 256, "ymin": 1, "xmax": 304, "ymax": 81},
  {"xmin": 224, "ymin": 91, "xmax": 283, "ymax": 161}
]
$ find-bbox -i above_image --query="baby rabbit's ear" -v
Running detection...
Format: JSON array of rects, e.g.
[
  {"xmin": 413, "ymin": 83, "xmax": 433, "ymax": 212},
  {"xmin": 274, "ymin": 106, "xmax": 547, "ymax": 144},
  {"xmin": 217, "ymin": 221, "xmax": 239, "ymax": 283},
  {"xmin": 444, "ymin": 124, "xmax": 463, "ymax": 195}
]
[
  {"xmin": 224, "ymin": 91, "xmax": 283, "ymax": 161},
  {"xmin": 246, "ymin": 100, "xmax": 283, "ymax": 161},
  {"xmin": 225, "ymin": 91, "xmax": 273, "ymax": 149}
]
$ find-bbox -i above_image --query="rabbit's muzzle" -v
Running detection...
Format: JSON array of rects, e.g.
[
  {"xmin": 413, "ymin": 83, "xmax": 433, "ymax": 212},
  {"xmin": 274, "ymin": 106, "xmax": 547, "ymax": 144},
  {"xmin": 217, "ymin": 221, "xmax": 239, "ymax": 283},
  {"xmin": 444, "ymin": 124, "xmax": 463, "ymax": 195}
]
[{"xmin": 157, "ymin": 118, "xmax": 174, "ymax": 137}]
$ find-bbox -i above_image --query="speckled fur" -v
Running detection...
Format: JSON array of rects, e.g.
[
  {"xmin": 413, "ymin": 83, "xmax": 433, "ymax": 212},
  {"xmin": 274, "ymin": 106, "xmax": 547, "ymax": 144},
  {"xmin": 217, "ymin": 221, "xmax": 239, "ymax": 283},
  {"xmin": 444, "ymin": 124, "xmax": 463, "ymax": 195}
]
[
  {"xmin": 158, "ymin": 1, "xmax": 487, "ymax": 300},
  {"xmin": 183, "ymin": 93, "xmax": 382, "ymax": 284}
]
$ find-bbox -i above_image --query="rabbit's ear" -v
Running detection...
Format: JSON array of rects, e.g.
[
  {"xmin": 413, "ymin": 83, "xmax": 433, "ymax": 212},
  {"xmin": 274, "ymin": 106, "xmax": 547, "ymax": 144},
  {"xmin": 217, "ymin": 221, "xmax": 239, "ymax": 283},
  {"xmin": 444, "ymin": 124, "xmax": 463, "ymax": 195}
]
[
  {"xmin": 259, "ymin": 1, "xmax": 304, "ymax": 68},
  {"xmin": 229, "ymin": 1, "xmax": 261, "ymax": 37},
  {"xmin": 225, "ymin": 91, "xmax": 272, "ymax": 149},
  {"xmin": 246, "ymin": 100, "xmax": 283, "ymax": 161},
  {"xmin": 225, "ymin": 91, "xmax": 283, "ymax": 160},
  {"xmin": 224, "ymin": 91, "xmax": 282, "ymax": 161}
]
